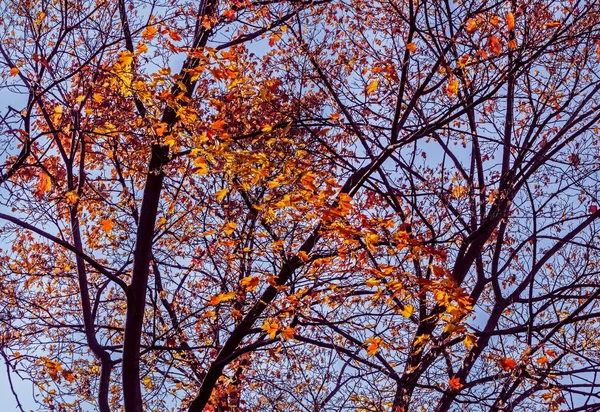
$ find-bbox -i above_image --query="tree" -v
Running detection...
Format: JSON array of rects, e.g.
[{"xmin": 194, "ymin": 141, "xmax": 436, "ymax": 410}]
[{"xmin": 1, "ymin": 0, "xmax": 600, "ymax": 411}]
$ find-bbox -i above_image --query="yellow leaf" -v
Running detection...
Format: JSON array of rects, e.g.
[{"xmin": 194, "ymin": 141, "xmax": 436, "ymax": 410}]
[
  {"xmin": 223, "ymin": 222, "xmax": 237, "ymax": 235},
  {"xmin": 297, "ymin": 250, "xmax": 310, "ymax": 262},
  {"xmin": 414, "ymin": 333, "xmax": 430, "ymax": 347},
  {"xmin": 101, "ymin": 219, "xmax": 113, "ymax": 234},
  {"xmin": 261, "ymin": 320, "xmax": 279, "ymax": 339},
  {"xmin": 366, "ymin": 79, "xmax": 379, "ymax": 95},
  {"xmin": 64, "ymin": 191, "xmax": 79, "ymax": 205},
  {"xmin": 365, "ymin": 232, "xmax": 380, "ymax": 252},
  {"xmin": 93, "ymin": 93, "xmax": 104, "ymax": 103},
  {"xmin": 9, "ymin": 67, "xmax": 19, "ymax": 77},
  {"xmin": 261, "ymin": 125, "xmax": 273, "ymax": 132},
  {"xmin": 463, "ymin": 334, "xmax": 477, "ymax": 350},
  {"xmin": 400, "ymin": 304, "xmax": 414, "ymax": 318},
  {"xmin": 117, "ymin": 51, "xmax": 134, "ymax": 67},
  {"xmin": 136, "ymin": 42, "xmax": 148, "ymax": 54},
  {"xmin": 465, "ymin": 19, "xmax": 477, "ymax": 33},
  {"xmin": 365, "ymin": 278, "xmax": 380, "ymax": 287},
  {"xmin": 452, "ymin": 185, "xmax": 466, "ymax": 198},
  {"xmin": 142, "ymin": 375, "xmax": 153, "ymax": 390},
  {"xmin": 215, "ymin": 188, "xmax": 228, "ymax": 201}
]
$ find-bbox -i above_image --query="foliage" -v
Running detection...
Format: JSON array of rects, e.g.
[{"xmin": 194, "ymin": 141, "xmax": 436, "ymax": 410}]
[{"xmin": 1, "ymin": 0, "xmax": 600, "ymax": 411}]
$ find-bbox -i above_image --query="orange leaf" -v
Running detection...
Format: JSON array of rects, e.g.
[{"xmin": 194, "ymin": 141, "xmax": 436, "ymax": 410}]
[
  {"xmin": 465, "ymin": 19, "xmax": 477, "ymax": 33},
  {"xmin": 9, "ymin": 67, "xmax": 19, "ymax": 77},
  {"xmin": 406, "ymin": 42, "xmax": 417, "ymax": 53},
  {"xmin": 446, "ymin": 78, "xmax": 459, "ymax": 97},
  {"xmin": 506, "ymin": 12, "xmax": 515, "ymax": 31},
  {"xmin": 536, "ymin": 356, "xmax": 548, "ymax": 366},
  {"xmin": 210, "ymin": 119, "xmax": 227, "ymax": 131},
  {"xmin": 169, "ymin": 30, "xmax": 182, "ymax": 41},
  {"xmin": 101, "ymin": 219, "xmax": 113, "ymax": 234},
  {"xmin": 449, "ymin": 376, "xmax": 464, "ymax": 390},
  {"xmin": 488, "ymin": 35, "xmax": 502, "ymax": 56},
  {"xmin": 499, "ymin": 357, "xmax": 517, "ymax": 371},
  {"xmin": 142, "ymin": 26, "xmax": 157, "ymax": 41},
  {"xmin": 281, "ymin": 326, "xmax": 295, "ymax": 341},
  {"xmin": 35, "ymin": 171, "xmax": 52, "ymax": 197}
]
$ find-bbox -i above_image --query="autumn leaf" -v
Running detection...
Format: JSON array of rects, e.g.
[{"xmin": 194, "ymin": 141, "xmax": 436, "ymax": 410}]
[
  {"xmin": 209, "ymin": 291, "xmax": 236, "ymax": 305},
  {"xmin": 262, "ymin": 320, "xmax": 279, "ymax": 339},
  {"xmin": 449, "ymin": 376, "xmax": 464, "ymax": 390},
  {"xmin": 590, "ymin": 205, "xmax": 598, "ymax": 214},
  {"xmin": 240, "ymin": 276, "xmax": 259, "ymax": 290},
  {"xmin": 215, "ymin": 188, "xmax": 228, "ymax": 201},
  {"xmin": 446, "ymin": 78, "xmax": 459, "ymax": 97},
  {"xmin": 499, "ymin": 357, "xmax": 517, "ymax": 371},
  {"xmin": 536, "ymin": 356, "xmax": 549, "ymax": 366},
  {"xmin": 365, "ymin": 278, "xmax": 380, "ymax": 287},
  {"xmin": 9, "ymin": 67, "xmax": 19, "ymax": 77},
  {"xmin": 223, "ymin": 9, "xmax": 236, "ymax": 20},
  {"xmin": 463, "ymin": 334, "xmax": 477, "ymax": 350},
  {"xmin": 366, "ymin": 337, "xmax": 381, "ymax": 356},
  {"xmin": 406, "ymin": 42, "xmax": 417, "ymax": 53},
  {"xmin": 544, "ymin": 21, "xmax": 561, "ymax": 29},
  {"xmin": 223, "ymin": 222, "xmax": 237, "ymax": 235},
  {"xmin": 35, "ymin": 171, "xmax": 52, "ymax": 197},
  {"xmin": 210, "ymin": 119, "xmax": 227, "ymax": 131},
  {"xmin": 488, "ymin": 36, "xmax": 502, "ymax": 56},
  {"xmin": 400, "ymin": 304, "xmax": 414, "ymax": 318},
  {"xmin": 365, "ymin": 232, "xmax": 380, "ymax": 252},
  {"xmin": 169, "ymin": 30, "xmax": 182, "ymax": 41},
  {"xmin": 101, "ymin": 219, "xmax": 114, "ymax": 234},
  {"xmin": 281, "ymin": 326, "xmax": 295, "ymax": 341},
  {"xmin": 330, "ymin": 113, "xmax": 341, "ymax": 121},
  {"xmin": 141, "ymin": 25, "xmax": 157, "ymax": 40},
  {"xmin": 366, "ymin": 79, "xmax": 379, "ymax": 95},
  {"xmin": 465, "ymin": 19, "xmax": 477, "ymax": 33},
  {"xmin": 506, "ymin": 12, "xmax": 515, "ymax": 31},
  {"xmin": 64, "ymin": 191, "xmax": 79, "ymax": 205}
]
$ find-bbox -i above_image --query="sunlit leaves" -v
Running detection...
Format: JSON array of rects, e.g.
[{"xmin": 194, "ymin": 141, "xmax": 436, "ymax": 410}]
[{"xmin": 366, "ymin": 79, "xmax": 379, "ymax": 95}]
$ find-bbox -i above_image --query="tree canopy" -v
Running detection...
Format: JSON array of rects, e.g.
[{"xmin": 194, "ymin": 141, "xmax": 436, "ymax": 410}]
[{"xmin": 1, "ymin": 0, "xmax": 600, "ymax": 410}]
